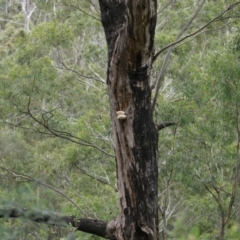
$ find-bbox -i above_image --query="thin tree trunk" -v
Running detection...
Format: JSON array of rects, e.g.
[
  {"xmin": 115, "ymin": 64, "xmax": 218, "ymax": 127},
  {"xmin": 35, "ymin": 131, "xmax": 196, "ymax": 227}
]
[
  {"xmin": 99, "ymin": 1, "xmax": 158, "ymax": 239},
  {"xmin": 219, "ymin": 221, "xmax": 224, "ymax": 240},
  {"xmin": 5, "ymin": 0, "xmax": 10, "ymax": 13},
  {"xmin": 21, "ymin": 0, "xmax": 36, "ymax": 32}
]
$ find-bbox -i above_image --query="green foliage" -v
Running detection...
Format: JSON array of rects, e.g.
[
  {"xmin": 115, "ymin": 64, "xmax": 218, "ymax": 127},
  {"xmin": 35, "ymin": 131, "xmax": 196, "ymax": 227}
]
[
  {"xmin": 1, "ymin": 0, "xmax": 240, "ymax": 239},
  {"xmin": 0, "ymin": 1, "xmax": 113, "ymax": 239}
]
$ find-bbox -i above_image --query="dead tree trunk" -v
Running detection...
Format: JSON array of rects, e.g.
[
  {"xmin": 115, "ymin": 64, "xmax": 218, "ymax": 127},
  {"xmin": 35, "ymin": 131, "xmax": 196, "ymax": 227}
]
[{"xmin": 99, "ymin": 1, "xmax": 158, "ymax": 239}]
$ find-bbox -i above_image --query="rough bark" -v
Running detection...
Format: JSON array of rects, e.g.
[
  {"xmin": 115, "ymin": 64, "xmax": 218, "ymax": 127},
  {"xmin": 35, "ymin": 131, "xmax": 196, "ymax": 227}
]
[{"xmin": 99, "ymin": 1, "xmax": 158, "ymax": 239}]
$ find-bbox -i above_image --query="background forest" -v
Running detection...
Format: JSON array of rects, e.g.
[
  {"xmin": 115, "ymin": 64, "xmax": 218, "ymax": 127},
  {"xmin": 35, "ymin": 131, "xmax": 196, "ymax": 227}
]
[{"xmin": 1, "ymin": 0, "xmax": 240, "ymax": 239}]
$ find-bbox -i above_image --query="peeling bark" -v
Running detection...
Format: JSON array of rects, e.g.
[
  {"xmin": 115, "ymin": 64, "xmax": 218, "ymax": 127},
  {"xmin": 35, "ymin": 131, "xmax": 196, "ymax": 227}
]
[{"xmin": 99, "ymin": 1, "xmax": 158, "ymax": 239}]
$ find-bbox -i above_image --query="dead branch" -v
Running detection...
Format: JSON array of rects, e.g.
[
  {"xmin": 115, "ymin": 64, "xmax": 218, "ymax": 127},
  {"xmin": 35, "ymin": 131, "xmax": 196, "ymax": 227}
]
[{"xmin": 0, "ymin": 207, "xmax": 111, "ymax": 238}]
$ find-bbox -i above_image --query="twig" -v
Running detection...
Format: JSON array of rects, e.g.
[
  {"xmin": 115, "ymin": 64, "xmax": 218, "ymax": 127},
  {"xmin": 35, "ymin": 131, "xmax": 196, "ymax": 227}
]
[
  {"xmin": 77, "ymin": 166, "xmax": 116, "ymax": 190},
  {"xmin": 61, "ymin": 1, "xmax": 100, "ymax": 22},
  {"xmin": 10, "ymin": 97, "xmax": 115, "ymax": 158},
  {"xmin": 63, "ymin": 172, "xmax": 99, "ymax": 219},
  {"xmin": 157, "ymin": 0, "xmax": 175, "ymax": 15},
  {"xmin": 58, "ymin": 59, "xmax": 106, "ymax": 84}
]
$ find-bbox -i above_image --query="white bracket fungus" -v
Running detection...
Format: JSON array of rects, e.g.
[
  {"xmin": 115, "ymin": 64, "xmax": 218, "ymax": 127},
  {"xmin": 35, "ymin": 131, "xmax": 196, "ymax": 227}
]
[{"xmin": 117, "ymin": 111, "xmax": 127, "ymax": 120}]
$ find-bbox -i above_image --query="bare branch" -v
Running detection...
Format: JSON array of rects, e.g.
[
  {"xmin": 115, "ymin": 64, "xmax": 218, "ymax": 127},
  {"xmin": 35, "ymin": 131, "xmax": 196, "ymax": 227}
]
[
  {"xmin": 0, "ymin": 167, "xmax": 86, "ymax": 216},
  {"xmin": 0, "ymin": 17, "xmax": 24, "ymax": 26},
  {"xmin": 61, "ymin": 0, "xmax": 100, "ymax": 22},
  {"xmin": 77, "ymin": 166, "xmax": 116, "ymax": 191},
  {"xmin": 153, "ymin": 1, "xmax": 240, "ymax": 61},
  {"xmin": 56, "ymin": 59, "xmax": 106, "ymax": 84},
  {"xmin": 224, "ymin": 104, "xmax": 240, "ymax": 225},
  {"xmin": 9, "ymin": 97, "xmax": 115, "ymax": 158},
  {"xmin": 151, "ymin": 0, "xmax": 206, "ymax": 115},
  {"xmin": 157, "ymin": 0, "xmax": 175, "ymax": 15},
  {"xmin": 0, "ymin": 206, "xmax": 111, "ymax": 238},
  {"xmin": 63, "ymin": 172, "xmax": 99, "ymax": 219},
  {"xmin": 175, "ymin": 23, "xmax": 230, "ymax": 49},
  {"xmin": 157, "ymin": 122, "xmax": 175, "ymax": 131}
]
